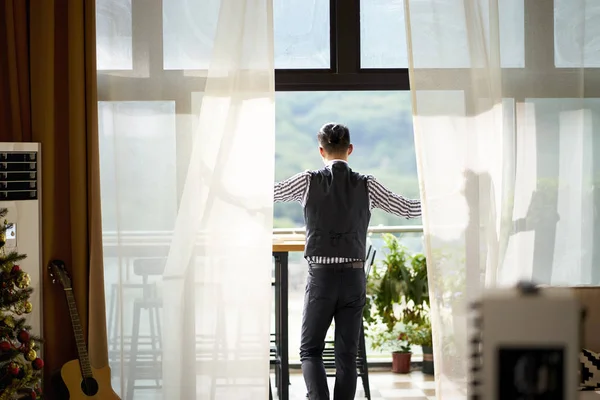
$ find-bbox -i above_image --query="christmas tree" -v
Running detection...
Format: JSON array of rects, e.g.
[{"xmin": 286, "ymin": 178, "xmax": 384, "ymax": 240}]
[{"xmin": 0, "ymin": 209, "xmax": 43, "ymax": 400}]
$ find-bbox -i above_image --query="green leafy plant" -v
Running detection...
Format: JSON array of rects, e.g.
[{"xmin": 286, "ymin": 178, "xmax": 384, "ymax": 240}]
[
  {"xmin": 367, "ymin": 322, "xmax": 412, "ymax": 353},
  {"xmin": 406, "ymin": 320, "xmax": 432, "ymax": 347},
  {"xmin": 364, "ymin": 234, "xmax": 429, "ymax": 331}
]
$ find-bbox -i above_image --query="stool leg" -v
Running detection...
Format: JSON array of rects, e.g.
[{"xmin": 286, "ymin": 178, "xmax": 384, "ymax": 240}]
[
  {"xmin": 154, "ymin": 286, "xmax": 163, "ymax": 346},
  {"xmin": 108, "ymin": 284, "xmax": 117, "ymax": 351},
  {"xmin": 147, "ymin": 307, "xmax": 160, "ymax": 387},
  {"xmin": 126, "ymin": 303, "xmax": 141, "ymax": 400},
  {"xmin": 154, "ymin": 304, "xmax": 163, "ymax": 387}
]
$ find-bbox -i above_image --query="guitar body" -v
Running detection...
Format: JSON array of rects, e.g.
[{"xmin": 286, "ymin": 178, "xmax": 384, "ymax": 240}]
[
  {"xmin": 60, "ymin": 359, "xmax": 120, "ymax": 399},
  {"xmin": 49, "ymin": 260, "xmax": 120, "ymax": 399}
]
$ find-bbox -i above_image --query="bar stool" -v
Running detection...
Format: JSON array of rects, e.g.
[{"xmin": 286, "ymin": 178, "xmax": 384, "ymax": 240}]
[
  {"xmin": 124, "ymin": 258, "xmax": 166, "ymax": 400},
  {"xmin": 107, "ymin": 259, "xmax": 163, "ymax": 354}
]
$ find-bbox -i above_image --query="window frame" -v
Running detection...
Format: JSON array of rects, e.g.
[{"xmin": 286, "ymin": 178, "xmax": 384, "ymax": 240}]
[
  {"xmin": 275, "ymin": 0, "xmax": 410, "ymax": 91},
  {"xmin": 96, "ymin": 0, "xmax": 592, "ymax": 96}
]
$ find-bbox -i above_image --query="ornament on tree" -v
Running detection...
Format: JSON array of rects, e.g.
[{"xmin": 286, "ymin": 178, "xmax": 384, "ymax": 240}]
[
  {"xmin": 8, "ymin": 362, "xmax": 19, "ymax": 376},
  {"xmin": 11, "ymin": 265, "xmax": 20, "ymax": 274},
  {"xmin": 0, "ymin": 341, "xmax": 10, "ymax": 352},
  {"xmin": 24, "ymin": 301, "xmax": 33, "ymax": 314},
  {"xmin": 26, "ymin": 349, "xmax": 36, "ymax": 361},
  {"xmin": 17, "ymin": 329, "xmax": 30, "ymax": 344},
  {"xmin": 3, "ymin": 315, "xmax": 14, "ymax": 328},
  {"xmin": 17, "ymin": 272, "xmax": 30, "ymax": 289},
  {"xmin": 32, "ymin": 358, "xmax": 43, "ymax": 370}
]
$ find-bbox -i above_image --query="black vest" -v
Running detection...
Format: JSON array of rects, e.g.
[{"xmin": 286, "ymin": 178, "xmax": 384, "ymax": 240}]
[{"xmin": 304, "ymin": 162, "xmax": 371, "ymax": 260}]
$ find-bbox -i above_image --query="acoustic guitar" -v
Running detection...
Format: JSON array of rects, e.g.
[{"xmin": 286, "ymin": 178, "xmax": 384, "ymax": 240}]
[{"xmin": 48, "ymin": 259, "xmax": 120, "ymax": 399}]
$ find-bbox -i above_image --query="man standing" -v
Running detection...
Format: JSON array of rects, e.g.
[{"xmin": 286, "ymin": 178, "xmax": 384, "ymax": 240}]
[{"xmin": 274, "ymin": 123, "xmax": 422, "ymax": 400}]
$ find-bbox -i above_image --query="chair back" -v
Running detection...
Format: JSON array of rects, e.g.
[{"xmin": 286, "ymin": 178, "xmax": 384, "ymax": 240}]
[{"xmin": 364, "ymin": 245, "xmax": 376, "ymax": 278}]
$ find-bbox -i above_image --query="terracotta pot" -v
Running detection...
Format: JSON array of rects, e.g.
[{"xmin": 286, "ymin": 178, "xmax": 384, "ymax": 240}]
[
  {"xmin": 391, "ymin": 351, "xmax": 411, "ymax": 374},
  {"xmin": 422, "ymin": 345, "xmax": 434, "ymax": 375}
]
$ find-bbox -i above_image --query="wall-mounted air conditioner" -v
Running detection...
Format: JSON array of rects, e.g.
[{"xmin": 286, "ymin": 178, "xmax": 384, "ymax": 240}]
[{"xmin": 0, "ymin": 143, "xmax": 42, "ymax": 339}]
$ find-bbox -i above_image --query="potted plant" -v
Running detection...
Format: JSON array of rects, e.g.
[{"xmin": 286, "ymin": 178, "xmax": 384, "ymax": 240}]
[
  {"xmin": 369, "ymin": 323, "xmax": 413, "ymax": 374},
  {"xmin": 365, "ymin": 234, "xmax": 429, "ymax": 328},
  {"xmin": 406, "ymin": 320, "xmax": 434, "ymax": 375},
  {"xmin": 364, "ymin": 234, "xmax": 432, "ymax": 373}
]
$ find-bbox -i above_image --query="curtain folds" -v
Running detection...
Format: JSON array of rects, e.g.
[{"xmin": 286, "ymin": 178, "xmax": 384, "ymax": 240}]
[
  {"xmin": 406, "ymin": 0, "xmax": 597, "ymax": 397},
  {"xmin": 97, "ymin": 0, "xmax": 275, "ymax": 398},
  {"xmin": 0, "ymin": 0, "xmax": 30, "ymax": 142},
  {"xmin": 1, "ymin": 1, "xmax": 108, "ymax": 397}
]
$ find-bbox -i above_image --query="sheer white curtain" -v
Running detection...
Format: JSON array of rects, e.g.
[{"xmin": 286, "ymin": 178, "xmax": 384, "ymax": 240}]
[
  {"xmin": 405, "ymin": 0, "xmax": 598, "ymax": 397},
  {"xmin": 96, "ymin": 0, "xmax": 274, "ymax": 399}
]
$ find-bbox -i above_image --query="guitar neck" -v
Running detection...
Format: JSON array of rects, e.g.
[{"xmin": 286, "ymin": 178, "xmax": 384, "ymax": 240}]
[{"xmin": 65, "ymin": 290, "xmax": 93, "ymax": 378}]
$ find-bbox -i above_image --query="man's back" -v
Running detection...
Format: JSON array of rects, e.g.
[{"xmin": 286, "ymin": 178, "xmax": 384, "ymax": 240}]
[{"xmin": 304, "ymin": 162, "xmax": 370, "ymax": 260}]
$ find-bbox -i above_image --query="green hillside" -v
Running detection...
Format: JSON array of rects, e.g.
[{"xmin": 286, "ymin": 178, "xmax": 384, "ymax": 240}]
[{"xmin": 274, "ymin": 91, "xmax": 422, "ymax": 228}]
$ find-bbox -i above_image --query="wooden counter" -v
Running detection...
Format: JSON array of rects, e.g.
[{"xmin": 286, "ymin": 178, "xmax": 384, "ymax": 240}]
[{"xmin": 272, "ymin": 235, "xmax": 305, "ymax": 253}]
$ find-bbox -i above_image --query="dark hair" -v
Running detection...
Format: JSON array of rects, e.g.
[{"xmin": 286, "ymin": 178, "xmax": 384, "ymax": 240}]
[{"xmin": 317, "ymin": 123, "xmax": 351, "ymax": 154}]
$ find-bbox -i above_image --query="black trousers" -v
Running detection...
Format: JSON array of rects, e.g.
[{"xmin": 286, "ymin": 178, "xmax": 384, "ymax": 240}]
[{"xmin": 300, "ymin": 264, "xmax": 366, "ymax": 400}]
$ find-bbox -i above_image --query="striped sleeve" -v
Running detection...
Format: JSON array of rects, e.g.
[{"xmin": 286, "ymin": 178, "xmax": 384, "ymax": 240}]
[
  {"xmin": 274, "ymin": 171, "xmax": 311, "ymax": 203},
  {"xmin": 366, "ymin": 176, "xmax": 421, "ymax": 219}
]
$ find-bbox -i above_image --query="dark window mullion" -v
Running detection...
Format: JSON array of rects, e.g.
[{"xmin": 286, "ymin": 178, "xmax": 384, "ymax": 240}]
[
  {"xmin": 275, "ymin": 69, "xmax": 409, "ymax": 91},
  {"xmin": 523, "ymin": 0, "xmax": 554, "ymax": 70},
  {"xmin": 132, "ymin": 0, "xmax": 164, "ymax": 77},
  {"xmin": 329, "ymin": 0, "xmax": 338, "ymax": 72},
  {"xmin": 334, "ymin": 0, "xmax": 361, "ymax": 73}
]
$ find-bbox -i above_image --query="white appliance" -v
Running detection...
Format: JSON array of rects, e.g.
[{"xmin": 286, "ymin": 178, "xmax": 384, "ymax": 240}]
[
  {"xmin": 469, "ymin": 282, "xmax": 582, "ymax": 400},
  {"xmin": 0, "ymin": 143, "xmax": 42, "ymax": 338}
]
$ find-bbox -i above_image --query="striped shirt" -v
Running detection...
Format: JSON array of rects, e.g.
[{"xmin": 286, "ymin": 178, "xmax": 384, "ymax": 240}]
[{"xmin": 274, "ymin": 160, "xmax": 421, "ymax": 264}]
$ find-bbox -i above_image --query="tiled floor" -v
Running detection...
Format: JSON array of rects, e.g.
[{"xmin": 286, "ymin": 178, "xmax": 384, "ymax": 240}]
[
  {"xmin": 277, "ymin": 370, "xmax": 436, "ymax": 400},
  {"xmin": 113, "ymin": 369, "xmax": 435, "ymax": 399}
]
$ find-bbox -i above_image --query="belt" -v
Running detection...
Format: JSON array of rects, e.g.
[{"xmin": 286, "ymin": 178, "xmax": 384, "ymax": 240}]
[{"xmin": 309, "ymin": 261, "xmax": 364, "ymax": 269}]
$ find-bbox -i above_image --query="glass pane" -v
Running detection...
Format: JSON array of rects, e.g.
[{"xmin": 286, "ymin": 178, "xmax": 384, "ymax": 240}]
[
  {"xmin": 162, "ymin": 0, "xmax": 220, "ymax": 70},
  {"xmin": 372, "ymin": 0, "xmax": 525, "ymax": 68},
  {"xmin": 360, "ymin": 0, "xmax": 407, "ymax": 68},
  {"xmin": 163, "ymin": 0, "xmax": 330, "ymax": 70},
  {"xmin": 274, "ymin": 0, "xmax": 330, "ymax": 68},
  {"xmin": 98, "ymin": 101, "xmax": 177, "ymax": 232},
  {"xmin": 513, "ymin": 98, "xmax": 600, "ymax": 286},
  {"xmin": 274, "ymin": 91, "xmax": 421, "ymax": 361},
  {"xmin": 555, "ymin": 0, "xmax": 600, "ymax": 67},
  {"xmin": 96, "ymin": 0, "xmax": 133, "ymax": 70}
]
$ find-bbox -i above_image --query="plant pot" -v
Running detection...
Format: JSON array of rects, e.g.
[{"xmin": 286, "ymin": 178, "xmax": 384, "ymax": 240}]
[
  {"xmin": 391, "ymin": 351, "xmax": 412, "ymax": 374},
  {"xmin": 422, "ymin": 345, "xmax": 434, "ymax": 375}
]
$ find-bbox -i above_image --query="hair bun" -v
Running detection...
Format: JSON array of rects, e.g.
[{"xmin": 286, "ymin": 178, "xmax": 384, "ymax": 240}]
[{"xmin": 328, "ymin": 124, "xmax": 343, "ymax": 144}]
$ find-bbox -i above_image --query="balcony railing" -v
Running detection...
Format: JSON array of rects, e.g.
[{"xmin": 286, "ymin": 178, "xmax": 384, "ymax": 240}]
[
  {"xmin": 102, "ymin": 225, "xmax": 424, "ymax": 242},
  {"xmin": 273, "ymin": 225, "xmax": 423, "ymax": 235},
  {"xmin": 100, "ymin": 225, "xmax": 424, "ymax": 259}
]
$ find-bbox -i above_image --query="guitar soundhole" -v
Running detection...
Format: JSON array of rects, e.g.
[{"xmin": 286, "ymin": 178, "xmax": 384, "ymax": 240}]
[{"xmin": 81, "ymin": 377, "xmax": 99, "ymax": 396}]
